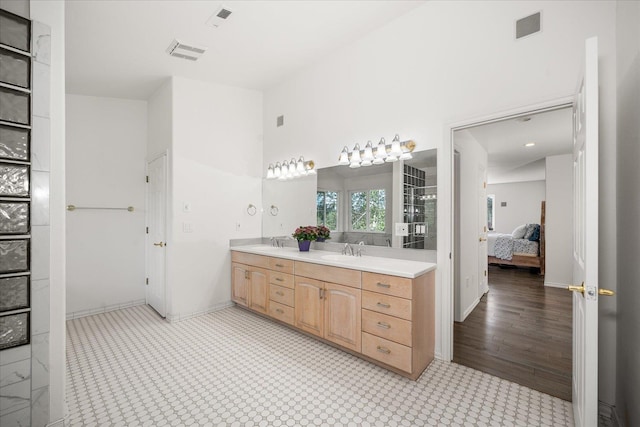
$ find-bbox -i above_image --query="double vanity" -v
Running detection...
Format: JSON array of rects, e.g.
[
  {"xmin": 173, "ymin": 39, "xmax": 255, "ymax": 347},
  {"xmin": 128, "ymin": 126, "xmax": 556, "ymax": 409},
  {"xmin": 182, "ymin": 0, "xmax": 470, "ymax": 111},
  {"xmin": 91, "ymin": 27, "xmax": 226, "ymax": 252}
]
[{"xmin": 230, "ymin": 245, "xmax": 437, "ymax": 380}]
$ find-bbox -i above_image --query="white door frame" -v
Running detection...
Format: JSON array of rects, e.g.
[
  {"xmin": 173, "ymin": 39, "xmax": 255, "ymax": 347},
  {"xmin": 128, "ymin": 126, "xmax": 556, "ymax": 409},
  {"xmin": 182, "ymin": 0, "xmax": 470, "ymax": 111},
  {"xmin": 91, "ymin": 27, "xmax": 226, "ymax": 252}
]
[
  {"xmin": 438, "ymin": 96, "xmax": 574, "ymax": 361},
  {"xmin": 145, "ymin": 150, "xmax": 170, "ymax": 317}
]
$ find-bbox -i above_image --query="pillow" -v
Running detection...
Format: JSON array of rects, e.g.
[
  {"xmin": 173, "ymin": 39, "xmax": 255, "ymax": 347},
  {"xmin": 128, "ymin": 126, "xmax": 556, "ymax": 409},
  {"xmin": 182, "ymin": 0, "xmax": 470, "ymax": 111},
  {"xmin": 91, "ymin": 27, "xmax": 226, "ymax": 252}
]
[
  {"xmin": 528, "ymin": 224, "xmax": 540, "ymax": 241},
  {"xmin": 523, "ymin": 223, "xmax": 537, "ymax": 240},
  {"xmin": 512, "ymin": 224, "xmax": 527, "ymax": 239}
]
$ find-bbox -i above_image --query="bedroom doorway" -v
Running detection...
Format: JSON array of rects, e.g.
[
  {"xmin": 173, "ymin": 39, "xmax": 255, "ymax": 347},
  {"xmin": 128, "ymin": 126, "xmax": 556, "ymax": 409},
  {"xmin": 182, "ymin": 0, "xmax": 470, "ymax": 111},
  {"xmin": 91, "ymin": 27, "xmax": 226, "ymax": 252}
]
[{"xmin": 452, "ymin": 104, "xmax": 575, "ymax": 401}]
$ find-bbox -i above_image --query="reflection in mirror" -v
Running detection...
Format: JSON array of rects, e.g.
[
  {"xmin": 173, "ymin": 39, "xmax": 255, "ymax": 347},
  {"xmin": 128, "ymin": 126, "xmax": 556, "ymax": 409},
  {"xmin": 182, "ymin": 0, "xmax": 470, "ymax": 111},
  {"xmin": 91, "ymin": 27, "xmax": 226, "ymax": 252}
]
[
  {"xmin": 262, "ymin": 176, "xmax": 317, "ymax": 238},
  {"xmin": 316, "ymin": 149, "xmax": 437, "ymax": 249}
]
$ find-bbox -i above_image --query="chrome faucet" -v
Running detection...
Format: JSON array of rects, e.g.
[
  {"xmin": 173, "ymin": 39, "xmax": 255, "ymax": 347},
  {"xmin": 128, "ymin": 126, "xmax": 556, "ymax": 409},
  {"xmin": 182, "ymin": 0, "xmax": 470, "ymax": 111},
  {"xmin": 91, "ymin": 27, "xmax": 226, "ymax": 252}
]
[
  {"xmin": 342, "ymin": 243, "xmax": 354, "ymax": 256},
  {"xmin": 356, "ymin": 241, "xmax": 365, "ymax": 257}
]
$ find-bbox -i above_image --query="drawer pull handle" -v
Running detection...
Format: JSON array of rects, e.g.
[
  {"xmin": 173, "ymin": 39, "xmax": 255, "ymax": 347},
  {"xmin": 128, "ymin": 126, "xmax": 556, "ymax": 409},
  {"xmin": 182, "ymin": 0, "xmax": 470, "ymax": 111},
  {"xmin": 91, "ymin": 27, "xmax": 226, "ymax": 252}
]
[
  {"xmin": 377, "ymin": 302, "xmax": 391, "ymax": 309},
  {"xmin": 377, "ymin": 322, "xmax": 391, "ymax": 329},
  {"xmin": 275, "ymin": 278, "xmax": 284, "ymax": 282},
  {"xmin": 377, "ymin": 346, "xmax": 391, "ymax": 354},
  {"xmin": 376, "ymin": 282, "xmax": 391, "ymax": 288},
  {"xmin": 275, "ymin": 291, "xmax": 284, "ymax": 296},
  {"xmin": 275, "ymin": 263, "xmax": 285, "ymax": 267},
  {"xmin": 276, "ymin": 308, "xmax": 284, "ymax": 314}
]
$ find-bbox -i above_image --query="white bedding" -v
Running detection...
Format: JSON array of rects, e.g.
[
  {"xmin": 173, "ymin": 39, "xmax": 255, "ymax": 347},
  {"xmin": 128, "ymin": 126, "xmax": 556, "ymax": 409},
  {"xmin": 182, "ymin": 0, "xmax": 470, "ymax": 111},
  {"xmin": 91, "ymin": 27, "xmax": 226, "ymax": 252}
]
[{"xmin": 488, "ymin": 232, "xmax": 539, "ymax": 260}]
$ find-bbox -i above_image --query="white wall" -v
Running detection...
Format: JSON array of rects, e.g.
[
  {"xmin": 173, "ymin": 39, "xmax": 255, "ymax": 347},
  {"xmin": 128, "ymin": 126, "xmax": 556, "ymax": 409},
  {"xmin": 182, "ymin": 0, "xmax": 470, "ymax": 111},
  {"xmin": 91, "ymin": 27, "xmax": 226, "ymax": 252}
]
[
  {"xmin": 262, "ymin": 1, "xmax": 618, "ymax": 399},
  {"xmin": 616, "ymin": 1, "xmax": 640, "ymax": 425},
  {"xmin": 487, "ymin": 181, "xmax": 546, "ymax": 234},
  {"xmin": 29, "ymin": 0, "xmax": 65, "ymax": 423},
  {"xmin": 65, "ymin": 95, "xmax": 147, "ymax": 315},
  {"xmin": 169, "ymin": 76, "xmax": 263, "ymax": 319},
  {"xmin": 544, "ymin": 154, "xmax": 572, "ymax": 287},
  {"xmin": 455, "ymin": 132, "xmax": 488, "ymax": 322}
]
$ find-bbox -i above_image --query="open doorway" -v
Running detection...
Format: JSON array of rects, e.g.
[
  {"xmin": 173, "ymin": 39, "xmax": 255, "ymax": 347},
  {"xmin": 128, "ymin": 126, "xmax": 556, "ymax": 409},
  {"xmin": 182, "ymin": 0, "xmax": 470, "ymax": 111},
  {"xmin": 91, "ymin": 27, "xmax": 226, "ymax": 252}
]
[{"xmin": 452, "ymin": 106, "xmax": 574, "ymax": 401}]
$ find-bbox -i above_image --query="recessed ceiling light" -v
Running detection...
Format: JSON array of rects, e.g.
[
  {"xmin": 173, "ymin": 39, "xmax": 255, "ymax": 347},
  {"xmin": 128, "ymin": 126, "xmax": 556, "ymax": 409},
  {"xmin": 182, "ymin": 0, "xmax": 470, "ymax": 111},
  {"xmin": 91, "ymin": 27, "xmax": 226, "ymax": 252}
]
[{"xmin": 524, "ymin": 142, "xmax": 536, "ymax": 147}]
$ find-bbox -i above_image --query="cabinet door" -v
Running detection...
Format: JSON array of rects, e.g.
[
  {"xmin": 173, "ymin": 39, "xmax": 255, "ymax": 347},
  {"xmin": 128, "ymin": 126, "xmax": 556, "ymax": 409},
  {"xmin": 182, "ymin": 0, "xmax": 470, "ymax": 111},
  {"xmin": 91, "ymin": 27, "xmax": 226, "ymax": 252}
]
[
  {"xmin": 248, "ymin": 267, "xmax": 269, "ymax": 314},
  {"xmin": 231, "ymin": 263, "xmax": 248, "ymax": 306},
  {"xmin": 324, "ymin": 282, "xmax": 361, "ymax": 352},
  {"xmin": 294, "ymin": 277, "xmax": 324, "ymax": 338}
]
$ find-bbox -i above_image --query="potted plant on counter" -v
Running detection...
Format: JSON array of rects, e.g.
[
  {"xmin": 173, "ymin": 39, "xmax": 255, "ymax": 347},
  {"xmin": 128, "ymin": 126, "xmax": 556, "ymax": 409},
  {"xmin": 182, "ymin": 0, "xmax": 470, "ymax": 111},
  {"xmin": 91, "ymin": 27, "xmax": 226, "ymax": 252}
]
[
  {"xmin": 292, "ymin": 226, "xmax": 318, "ymax": 252},
  {"xmin": 316, "ymin": 225, "xmax": 331, "ymax": 242}
]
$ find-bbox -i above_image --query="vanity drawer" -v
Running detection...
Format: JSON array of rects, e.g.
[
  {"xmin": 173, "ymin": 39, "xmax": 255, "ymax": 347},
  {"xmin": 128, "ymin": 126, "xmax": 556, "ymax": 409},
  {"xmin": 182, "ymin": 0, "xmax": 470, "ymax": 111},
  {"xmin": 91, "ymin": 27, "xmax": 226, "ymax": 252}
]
[
  {"xmin": 362, "ymin": 272, "xmax": 412, "ymax": 299},
  {"xmin": 270, "ymin": 284, "xmax": 294, "ymax": 307},
  {"xmin": 269, "ymin": 301, "xmax": 294, "ymax": 326},
  {"xmin": 362, "ymin": 291, "xmax": 412, "ymax": 321},
  {"xmin": 269, "ymin": 271, "xmax": 294, "ymax": 289},
  {"xmin": 295, "ymin": 261, "xmax": 361, "ymax": 289},
  {"xmin": 362, "ymin": 332, "xmax": 412, "ymax": 373},
  {"xmin": 269, "ymin": 257, "xmax": 294, "ymax": 275},
  {"xmin": 231, "ymin": 251, "xmax": 269, "ymax": 269},
  {"xmin": 362, "ymin": 309, "xmax": 412, "ymax": 347}
]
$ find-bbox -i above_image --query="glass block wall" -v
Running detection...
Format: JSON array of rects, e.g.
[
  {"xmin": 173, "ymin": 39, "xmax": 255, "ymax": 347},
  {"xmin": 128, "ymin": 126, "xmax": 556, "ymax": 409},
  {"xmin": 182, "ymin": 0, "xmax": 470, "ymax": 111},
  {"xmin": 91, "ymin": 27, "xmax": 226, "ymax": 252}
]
[{"xmin": 0, "ymin": 7, "xmax": 52, "ymax": 426}]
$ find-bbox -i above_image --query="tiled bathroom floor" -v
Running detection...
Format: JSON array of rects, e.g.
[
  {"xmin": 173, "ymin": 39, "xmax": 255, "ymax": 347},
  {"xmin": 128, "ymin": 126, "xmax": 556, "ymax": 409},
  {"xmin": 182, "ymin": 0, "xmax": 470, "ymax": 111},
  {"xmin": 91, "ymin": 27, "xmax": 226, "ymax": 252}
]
[{"xmin": 66, "ymin": 305, "xmax": 573, "ymax": 426}]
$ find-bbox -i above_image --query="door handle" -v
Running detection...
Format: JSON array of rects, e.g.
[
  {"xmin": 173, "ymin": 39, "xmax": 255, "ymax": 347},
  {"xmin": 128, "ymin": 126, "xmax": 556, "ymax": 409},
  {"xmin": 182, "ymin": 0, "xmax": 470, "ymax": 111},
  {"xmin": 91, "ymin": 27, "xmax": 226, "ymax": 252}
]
[
  {"xmin": 479, "ymin": 237, "xmax": 487, "ymax": 242},
  {"xmin": 567, "ymin": 283, "xmax": 615, "ymax": 297},
  {"xmin": 153, "ymin": 242, "xmax": 165, "ymax": 247}
]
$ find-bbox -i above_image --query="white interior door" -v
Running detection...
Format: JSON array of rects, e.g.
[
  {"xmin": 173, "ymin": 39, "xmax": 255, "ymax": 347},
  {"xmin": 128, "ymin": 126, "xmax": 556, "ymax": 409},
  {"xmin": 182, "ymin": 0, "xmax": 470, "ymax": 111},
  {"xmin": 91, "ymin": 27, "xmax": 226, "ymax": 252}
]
[
  {"xmin": 571, "ymin": 37, "xmax": 599, "ymax": 427},
  {"xmin": 478, "ymin": 166, "xmax": 488, "ymax": 296},
  {"xmin": 146, "ymin": 154, "xmax": 167, "ymax": 317}
]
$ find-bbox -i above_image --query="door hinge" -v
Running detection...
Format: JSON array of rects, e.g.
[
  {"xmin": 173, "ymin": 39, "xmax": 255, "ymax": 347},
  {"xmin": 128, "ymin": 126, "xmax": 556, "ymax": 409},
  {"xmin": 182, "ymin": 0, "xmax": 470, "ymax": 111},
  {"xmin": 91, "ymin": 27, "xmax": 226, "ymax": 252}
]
[
  {"xmin": 145, "ymin": 278, "xmax": 149, "ymax": 285},
  {"xmin": 484, "ymin": 270, "xmax": 487, "ymax": 277},
  {"xmin": 146, "ymin": 175, "xmax": 149, "ymax": 183},
  {"xmin": 483, "ymin": 181, "xmax": 487, "ymax": 189},
  {"xmin": 146, "ymin": 227, "xmax": 149, "ymax": 234}
]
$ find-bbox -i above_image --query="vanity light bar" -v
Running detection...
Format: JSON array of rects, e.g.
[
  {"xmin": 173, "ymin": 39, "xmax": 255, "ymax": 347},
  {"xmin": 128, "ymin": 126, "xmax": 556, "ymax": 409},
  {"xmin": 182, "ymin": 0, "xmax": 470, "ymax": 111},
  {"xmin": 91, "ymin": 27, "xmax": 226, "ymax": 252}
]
[
  {"xmin": 339, "ymin": 134, "xmax": 416, "ymax": 168},
  {"xmin": 266, "ymin": 156, "xmax": 316, "ymax": 180}
]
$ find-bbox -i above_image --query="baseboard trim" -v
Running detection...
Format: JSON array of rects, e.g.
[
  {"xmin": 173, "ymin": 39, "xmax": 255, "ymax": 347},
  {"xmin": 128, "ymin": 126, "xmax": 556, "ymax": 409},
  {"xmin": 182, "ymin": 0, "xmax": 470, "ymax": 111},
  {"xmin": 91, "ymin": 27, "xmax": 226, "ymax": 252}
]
[
  {"xmin": 165, "ymin": 301, "xmax": 234, "ymax": 323},
  {"xmin": 544, "ymin": 281, "xmax": 570, "ymax": 289},
  {"xmin": 66, "ymin": 299, "xmax": 147, "ymax": 320},
  {"xmin": 462, "ymin": 297, "xmax": 481, "ymax": 321},
  {"xmin": 599, "ymin": 400, "xmax": 622, "ymax": 427}
]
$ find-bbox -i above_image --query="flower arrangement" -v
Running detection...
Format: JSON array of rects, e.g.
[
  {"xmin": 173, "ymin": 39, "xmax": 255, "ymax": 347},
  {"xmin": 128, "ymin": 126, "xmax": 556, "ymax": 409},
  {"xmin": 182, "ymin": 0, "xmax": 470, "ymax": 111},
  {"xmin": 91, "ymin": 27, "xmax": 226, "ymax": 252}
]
[
  {"xmin": 316, "ymin": 225, "xmax": 331, "ymax": 241},
  {"xmin": 292, "ymin": 226, "xmax": 319, "ymax": 241}
]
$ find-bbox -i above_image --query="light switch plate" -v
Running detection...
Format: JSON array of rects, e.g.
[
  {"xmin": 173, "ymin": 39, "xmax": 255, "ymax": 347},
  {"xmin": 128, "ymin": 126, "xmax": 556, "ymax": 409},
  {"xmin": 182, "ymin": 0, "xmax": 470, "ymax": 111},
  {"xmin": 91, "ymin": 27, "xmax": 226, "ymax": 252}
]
[
  {"xmin": 182, "ymin": 222, "xmax": 193, "ymax": 233},
  {"xmin": 395, "ymin": 223, "xmax": 409, "ymax": 236}
]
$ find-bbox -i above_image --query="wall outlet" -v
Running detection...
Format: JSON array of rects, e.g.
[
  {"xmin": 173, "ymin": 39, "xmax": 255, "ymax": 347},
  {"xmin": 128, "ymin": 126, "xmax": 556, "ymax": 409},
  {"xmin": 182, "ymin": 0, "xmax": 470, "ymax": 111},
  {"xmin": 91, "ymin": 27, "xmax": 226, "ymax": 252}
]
[{"xmin": 395, "ymin": 223, "xmax": 409, "ymax": 236}]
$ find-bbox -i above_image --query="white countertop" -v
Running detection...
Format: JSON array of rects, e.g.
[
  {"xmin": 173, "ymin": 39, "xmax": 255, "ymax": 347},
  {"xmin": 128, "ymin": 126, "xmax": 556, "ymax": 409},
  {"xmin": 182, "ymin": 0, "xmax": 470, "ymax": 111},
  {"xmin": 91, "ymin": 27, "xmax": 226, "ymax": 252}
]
[{"xmin": 231, "ymin": 244, "xmax": 436, "ymax": 279}]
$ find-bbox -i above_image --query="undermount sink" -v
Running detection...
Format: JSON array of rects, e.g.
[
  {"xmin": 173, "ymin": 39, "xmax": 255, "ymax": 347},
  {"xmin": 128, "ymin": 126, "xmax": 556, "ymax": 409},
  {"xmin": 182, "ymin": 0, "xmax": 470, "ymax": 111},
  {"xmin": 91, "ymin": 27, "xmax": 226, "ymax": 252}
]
[{"xmin": 320, "ymin": 254, "xmax": 363, "ymax": 262}]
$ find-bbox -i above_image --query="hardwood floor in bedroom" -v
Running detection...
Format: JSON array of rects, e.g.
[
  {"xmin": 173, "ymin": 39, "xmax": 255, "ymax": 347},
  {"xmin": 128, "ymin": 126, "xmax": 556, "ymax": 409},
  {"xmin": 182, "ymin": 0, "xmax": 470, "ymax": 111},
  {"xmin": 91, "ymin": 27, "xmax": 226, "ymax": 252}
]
[{"xmin": 453, "ymin": 265, "xmax": 573, "ymax": 401}]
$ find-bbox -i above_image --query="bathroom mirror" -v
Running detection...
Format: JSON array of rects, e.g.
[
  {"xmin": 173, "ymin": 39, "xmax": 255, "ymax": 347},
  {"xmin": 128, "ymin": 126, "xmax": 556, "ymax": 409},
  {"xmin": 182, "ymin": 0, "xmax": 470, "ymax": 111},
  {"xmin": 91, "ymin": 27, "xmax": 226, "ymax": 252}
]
[
  {"xmin": 317, "ymin": 149, "xmax": 436, "ymax": 248},
  {"xmin": 262, "ymin": 149, "xmax": 437, "ymax": 249}
]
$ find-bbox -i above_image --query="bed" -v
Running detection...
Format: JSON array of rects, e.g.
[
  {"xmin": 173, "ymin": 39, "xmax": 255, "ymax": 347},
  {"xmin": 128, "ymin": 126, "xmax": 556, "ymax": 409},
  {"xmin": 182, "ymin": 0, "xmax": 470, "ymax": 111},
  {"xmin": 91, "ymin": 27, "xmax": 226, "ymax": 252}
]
[{"xmin": 487, "ymin": 201, "xmax": 545, "ymax": 275}]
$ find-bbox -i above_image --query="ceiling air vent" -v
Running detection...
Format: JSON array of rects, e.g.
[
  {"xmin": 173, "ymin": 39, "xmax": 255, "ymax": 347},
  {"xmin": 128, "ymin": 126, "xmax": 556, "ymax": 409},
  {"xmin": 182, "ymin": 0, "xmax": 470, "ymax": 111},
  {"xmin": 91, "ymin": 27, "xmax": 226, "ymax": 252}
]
[
  {"xmin": 166, "ymin": 39, "xmax": 207, "ymax": 61},
  {"xmin": 206, "ymin": 5, "xmax": 233, "ymax": 27},
  {"xmin": 516, "ymin": 12, "xmax": 541, "ymax": 40}
]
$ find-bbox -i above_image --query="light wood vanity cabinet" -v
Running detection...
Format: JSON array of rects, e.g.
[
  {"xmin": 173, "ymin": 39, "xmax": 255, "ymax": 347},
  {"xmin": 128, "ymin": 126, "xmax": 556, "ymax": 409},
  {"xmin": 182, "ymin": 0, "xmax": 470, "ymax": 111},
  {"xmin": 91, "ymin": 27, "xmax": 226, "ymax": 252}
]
[{"xmin": 231, "ymin": 250, "xmax": 434, "ymax": 380}]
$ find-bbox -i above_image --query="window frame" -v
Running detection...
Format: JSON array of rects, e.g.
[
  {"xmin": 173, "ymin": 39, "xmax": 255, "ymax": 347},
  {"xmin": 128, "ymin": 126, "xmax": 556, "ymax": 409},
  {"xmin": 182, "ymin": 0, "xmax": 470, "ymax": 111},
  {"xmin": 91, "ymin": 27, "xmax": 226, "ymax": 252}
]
[{"xmin": 316, "ymin": 189, "xmax": 340, "ymax": 231}]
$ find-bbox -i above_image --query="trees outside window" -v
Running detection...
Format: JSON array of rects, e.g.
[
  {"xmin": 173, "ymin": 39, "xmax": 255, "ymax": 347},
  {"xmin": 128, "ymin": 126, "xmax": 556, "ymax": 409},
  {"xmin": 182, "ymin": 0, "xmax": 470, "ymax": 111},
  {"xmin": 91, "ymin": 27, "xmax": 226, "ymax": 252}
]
[
  {"xmin": 350, "ymin": 189, "xmax": 386, "ymax": 232},
  {"xmin": 317, "ymin": 191, "xmax": 338, "ymax": 230}
]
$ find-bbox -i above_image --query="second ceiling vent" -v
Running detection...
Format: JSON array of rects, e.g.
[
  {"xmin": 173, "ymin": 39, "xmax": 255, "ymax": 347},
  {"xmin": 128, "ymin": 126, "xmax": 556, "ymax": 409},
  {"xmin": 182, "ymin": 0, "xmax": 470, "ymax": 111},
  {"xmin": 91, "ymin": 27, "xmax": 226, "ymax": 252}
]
[{"xmin": 206, "ymin": 5, "xmax": 233, "ymax": 28}]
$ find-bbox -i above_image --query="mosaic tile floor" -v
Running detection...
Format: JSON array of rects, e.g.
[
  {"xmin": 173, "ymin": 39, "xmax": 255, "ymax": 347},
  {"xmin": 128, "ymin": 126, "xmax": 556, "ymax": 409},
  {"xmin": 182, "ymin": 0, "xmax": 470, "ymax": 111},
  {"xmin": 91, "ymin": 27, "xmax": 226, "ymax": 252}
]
[{"xmin": 66, "ymin": 305, "xmax": 573, "ymax": 426}]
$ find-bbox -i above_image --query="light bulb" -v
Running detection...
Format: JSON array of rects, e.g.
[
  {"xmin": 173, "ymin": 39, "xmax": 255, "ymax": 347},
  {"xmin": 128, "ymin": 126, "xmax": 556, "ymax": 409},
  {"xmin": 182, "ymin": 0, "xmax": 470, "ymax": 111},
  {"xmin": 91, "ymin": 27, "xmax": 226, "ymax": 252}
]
[
  {"xmin": 338, "ymin": 147, "xmax": 350, "ymax": 165},
  {"xmin": 266, "ymin": 164, "xmax": 275, "ymax": 179},
  {"xmin": 350, "ymin": 143, "xmax": 361, "ymax": 168},
  {"xmin": 375, "ymin": 138, "xmax": 387, "ymax": 160},
  {"xmin": 274, "ymin": 162, "xmax": 281, "ymax": 178}
]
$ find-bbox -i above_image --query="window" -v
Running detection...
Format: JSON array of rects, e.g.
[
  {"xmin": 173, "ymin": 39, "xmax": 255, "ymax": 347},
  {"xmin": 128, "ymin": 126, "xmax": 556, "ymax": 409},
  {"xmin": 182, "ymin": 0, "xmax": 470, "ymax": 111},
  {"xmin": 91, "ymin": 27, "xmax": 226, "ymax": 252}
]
[
  {"xmin": 350, "ymin": 189, "xmax": 386, "ymax": 232},
  {"xmin": 487, "ymin": 194, "xmax": 495, "ymax": 231},
  {"xmin": 317, "ymin": 190, "xmax": 338, "ymax": 231}
]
